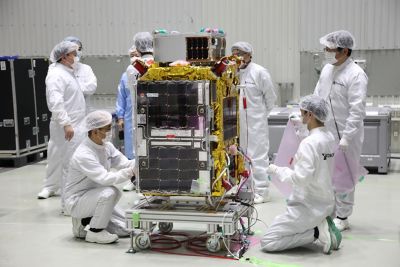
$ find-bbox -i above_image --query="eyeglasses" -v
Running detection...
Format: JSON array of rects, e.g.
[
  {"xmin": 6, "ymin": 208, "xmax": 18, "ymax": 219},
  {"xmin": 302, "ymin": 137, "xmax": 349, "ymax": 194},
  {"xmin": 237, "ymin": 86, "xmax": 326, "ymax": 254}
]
[{"xmin": 324, "ymin": 47, "xmax": 343, "ymax": 53}]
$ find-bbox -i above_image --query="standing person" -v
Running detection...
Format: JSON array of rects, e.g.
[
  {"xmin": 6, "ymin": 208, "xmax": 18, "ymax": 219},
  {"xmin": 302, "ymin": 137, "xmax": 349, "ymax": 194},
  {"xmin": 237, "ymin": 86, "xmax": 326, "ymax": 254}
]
[
  {"xmin": 231, "ymin": 41, "xmax": 277, "ymax": 204},
  {"xmin": 126, "ymin": 32, "xmax": 154, "ymax": 88},
  {"xmin": 63, "ymin": 36, "xmax": 97, "ymax": 113},
  {"xmin": 65, "ymin": 110, "xmax": 134, "ymax": 244},
  {"xmin": 116, "ymin": 46, "xmax": 140, "ymax": 191},
  {"xmin": 314, "ymin": 30, "xmax": 368, "ymax": 231},
  {"xmin": 261, "ymin": 95, "xmax": 342, "ymax": 254},
  {"xmin": 122, "ymin": 32, "xmax": 154, "ymax": 192},
  {"xmin": 116, "ymin": 46, "xmax": 139, "ymax": 160},
  {"xmin": 37, "ymin": 41, "xmax": 87, "ymax": 206}
]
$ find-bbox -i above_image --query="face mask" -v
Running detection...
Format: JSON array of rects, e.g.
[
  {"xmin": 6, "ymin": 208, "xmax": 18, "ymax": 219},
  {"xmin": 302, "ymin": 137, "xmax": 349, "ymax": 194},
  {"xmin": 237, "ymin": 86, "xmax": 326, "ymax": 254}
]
[
  {"xmin": 300, "ymin": 116, "xmax": 307, "ymax": 126},
  {"xmin": 71, "ymin": 56, "xmax": 79, "ymax": 69},
  {"xmin": 301, "ymin": 112, "xmax": 311, "ymax": 125},
  {"xmin": 324, "ymin": 51, "xmax": 337, "ymax": 65},
  {"xmin": 102, "ymin": 131, "xmax": 112, "ymax": 144}
]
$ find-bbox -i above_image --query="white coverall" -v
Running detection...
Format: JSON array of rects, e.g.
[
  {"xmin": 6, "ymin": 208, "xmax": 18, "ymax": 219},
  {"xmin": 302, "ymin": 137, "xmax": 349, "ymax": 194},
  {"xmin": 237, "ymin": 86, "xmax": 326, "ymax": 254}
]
[
  {"xmin": 125, "ymin": 54, "xmax": 154, "ymax": 152},
  {"xmin": 74, "ymin": 62, "xmax": 97, "ymax": 113},
  {"xmin": 42, "ymin": 63, "xmax": 92, "ymax": 202},
  {"xmin": 314, "ymin": 58, "xmax": 368, "ymax": 218},
  {"xmin": 261, "ymin": 127, "xmax": 336, "ymax": 251},
  {"xmin": 238, "ymin": 62, "xmax": 276, "ymax": 196},
  {"xmin": 65, "ymin": 137, "xmax": 134, "ymax": 235}
]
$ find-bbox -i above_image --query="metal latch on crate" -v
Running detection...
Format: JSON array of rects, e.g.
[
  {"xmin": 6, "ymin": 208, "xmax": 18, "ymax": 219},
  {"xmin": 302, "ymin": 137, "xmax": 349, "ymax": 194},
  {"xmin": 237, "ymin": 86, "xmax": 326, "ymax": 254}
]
[
  {"xmin": 3, "ymin": 119, "xmax": 14, "ymax": 127},
  {"xmin": 33, "ymin": 127, "xmax": 39, "ymax": 135},
  {"xmin": 28, "ymin": 69, "xmax": 35, "ymax": 78},
  {"xmin": 24, "ymin": 117, "xmax": 30, "ymax": 125}
]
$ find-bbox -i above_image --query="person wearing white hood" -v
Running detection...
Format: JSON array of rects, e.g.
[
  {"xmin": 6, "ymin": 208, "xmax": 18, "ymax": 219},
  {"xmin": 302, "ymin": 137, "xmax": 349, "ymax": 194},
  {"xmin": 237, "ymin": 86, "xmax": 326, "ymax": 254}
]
[
  {"xmin": 261, "ymin": 95, "xmax": 342, "ymax": 254},
  {"xmin": 65, "ymin": 110, "xmax": 135, "ymax": 244},
  {"xmin": 314, "ymin": 30, "xmax": 368, "ymax": 231},
  {"xmin": 37, "ymin": 41, "xmax": 88, "ymax": 209},
  {"xmin": 126, "ymin": 32, "xmax": 154, "ymax": 89},
  {"xmin": 231, "ymin": 41, "xmax": 277, "ymax": 204},
  {"xmin": 123, "ymin": 32, "xmax": 155, "ymax": 192},
  {"xmin": 63, "ymin": 36, "xmax": 97, "ymax": 113}
]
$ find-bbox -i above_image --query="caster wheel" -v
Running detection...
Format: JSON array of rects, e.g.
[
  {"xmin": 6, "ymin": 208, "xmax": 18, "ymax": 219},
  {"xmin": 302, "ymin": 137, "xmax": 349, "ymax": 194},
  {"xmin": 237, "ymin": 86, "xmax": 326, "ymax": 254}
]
[
  {"xmin": 206, "ymin": 236, "xmax": 222, "ymax": 253},
  {"xmin": 135, "ymin": 233, "xmax": 151, "ymax": 250},
  {"xmin": 158, "ymin": 222, "xmax": 173, "ymax": 234}
]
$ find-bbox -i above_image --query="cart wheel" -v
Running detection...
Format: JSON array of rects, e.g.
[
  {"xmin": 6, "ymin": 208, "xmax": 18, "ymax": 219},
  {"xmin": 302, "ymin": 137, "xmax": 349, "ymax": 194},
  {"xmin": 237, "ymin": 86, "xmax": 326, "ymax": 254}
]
[
  {"xmin": 158, "ymin": 222, "xmax": 173, "ymax": 234},
  {"xmin": 134, "ymin": 233, "xmax": 151, "ymax": 250},
  {"xmin": 206, "ymin": 235, "xmax": 222, "ymax": 253}
]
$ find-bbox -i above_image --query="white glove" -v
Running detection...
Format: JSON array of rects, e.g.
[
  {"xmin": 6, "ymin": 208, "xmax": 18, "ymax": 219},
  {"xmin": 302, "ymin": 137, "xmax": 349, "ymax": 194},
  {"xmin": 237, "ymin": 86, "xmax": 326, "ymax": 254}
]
[
  {"xmin": 339, "ymin": 138, "xmax": 349, "ymax": 152},
  {"xmin": 114, "ymin": 167, "xmax": 135, "ymax": 184},
  {"xmin": 266, "ymin": 164, "xmax": 279, "ymax": 175},
  {"xmin": 288, "ymin": 112, "xmax": 301, "ymax": 120},
  {"xmin": 288, "ymin": 113, "xmax": 302, "ymax": 126},
  {"xmin": 129, "ymin": 160, "xmax": 136, "ymax": 170}
]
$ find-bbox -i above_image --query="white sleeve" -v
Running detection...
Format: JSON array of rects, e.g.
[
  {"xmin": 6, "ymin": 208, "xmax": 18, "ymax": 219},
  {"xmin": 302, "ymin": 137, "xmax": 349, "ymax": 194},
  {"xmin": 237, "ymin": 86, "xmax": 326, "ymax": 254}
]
[
  {"xmin": 107, "ymin": 143, "xmax": 135, "ymax": 169},
  {"xmin": 342, "ymin": 72, "xmax": 368, "ymax": 142},
  {"xmin": 126, "ymin": 65, "xmax": 139, "ymax": 91},
  {"xmin": 75, "ymin": 152, "xmax": 133, "ymax": 186},
  {"xmin": 260, "ymin": 69, "xmax": 277, "ymax": 115},
  {"xmin": 314, "ymin": 80, "xmax": 321, "ymax": 97},
  {"xmin": 274, "ymin": 141, "xmax": 316, "ymax": 185},
  {"xmin": 46, "ymin": 70, "xmax": 71, "ymax": 126},
  {"xmin": 78, "ymin": 64, "xmax": 97, "ymax": 95}
]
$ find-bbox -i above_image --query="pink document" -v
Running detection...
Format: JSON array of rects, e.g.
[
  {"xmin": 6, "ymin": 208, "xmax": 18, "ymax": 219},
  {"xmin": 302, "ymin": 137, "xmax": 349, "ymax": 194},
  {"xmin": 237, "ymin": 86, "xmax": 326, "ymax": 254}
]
[
  {"xmin": 332, "ymin": 148, "xmax": 368, "ymax": 193},
  {"xmin": 270, "ymin": 121, "xmax": 298, "ymax": 198}
]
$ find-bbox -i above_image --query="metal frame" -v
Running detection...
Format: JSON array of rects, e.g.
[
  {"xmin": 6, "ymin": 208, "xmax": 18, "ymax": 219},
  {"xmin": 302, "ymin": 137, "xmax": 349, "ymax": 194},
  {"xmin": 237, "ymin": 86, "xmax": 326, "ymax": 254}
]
[
  {"xmin": 125, "ymin": 196, "xmax": 252, "ymax": 255},
  {"xmin": 10, "ymin": 60, "xmax": 21, "ymax": 156}
]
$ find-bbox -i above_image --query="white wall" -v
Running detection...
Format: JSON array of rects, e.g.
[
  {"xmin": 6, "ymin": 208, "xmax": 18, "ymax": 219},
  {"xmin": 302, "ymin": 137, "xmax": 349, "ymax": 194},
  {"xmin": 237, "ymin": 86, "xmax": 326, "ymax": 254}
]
[
  {"xmin": 1, "ymin": 0, "xmax": 399, "ymax": 100},
  {"xmin": 0, "ymin": 0, "xmax": 300, "ymax": 96},
  {"xmin": 300, "ymin": 0, "xmax": 400, "ymax": 51}
]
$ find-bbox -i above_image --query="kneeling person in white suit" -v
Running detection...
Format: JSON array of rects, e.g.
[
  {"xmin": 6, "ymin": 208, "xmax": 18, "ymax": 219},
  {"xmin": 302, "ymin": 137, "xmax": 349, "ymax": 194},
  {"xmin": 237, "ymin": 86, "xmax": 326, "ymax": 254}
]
[
  {"xmin": 64, "ymin": 110, "xmax": 135, "ymax": 244},
  {"xmin": 261, "ymin": 95, "xmax": 342, "ymax": 254}
]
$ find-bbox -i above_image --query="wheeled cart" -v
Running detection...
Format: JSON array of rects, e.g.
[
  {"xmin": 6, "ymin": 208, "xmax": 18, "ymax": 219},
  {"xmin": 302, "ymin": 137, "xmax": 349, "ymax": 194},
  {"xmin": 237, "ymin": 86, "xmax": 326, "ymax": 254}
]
[{"xmin": 125, "ymin": 196, "xmax": 253, "ymax": 257}]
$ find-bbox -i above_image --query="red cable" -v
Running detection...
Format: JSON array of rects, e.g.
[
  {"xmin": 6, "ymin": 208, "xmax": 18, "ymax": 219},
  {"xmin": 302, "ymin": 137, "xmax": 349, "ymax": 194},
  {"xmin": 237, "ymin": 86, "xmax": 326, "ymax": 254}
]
[{"xmin": 147, "ymin": 232, "xmax": 238, "ymax": 260}]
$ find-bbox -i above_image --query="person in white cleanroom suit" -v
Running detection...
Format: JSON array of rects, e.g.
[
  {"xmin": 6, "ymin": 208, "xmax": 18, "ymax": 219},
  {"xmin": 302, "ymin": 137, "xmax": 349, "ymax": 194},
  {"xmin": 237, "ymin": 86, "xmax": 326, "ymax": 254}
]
[
  {"xmin": 65, "ymin": 110, "xmax": 135, "ymax": 244},
  {"xmin": 261, "ymin": 95, "xmax": 342, "ymax": 254},
  {"xmin": 123, "ymin": 32, "xmax": 155, "ymax": 192},
  {"xmin": 314, "ymin": 30, "xmax": 368, "ymax": 231},
  {"xmin": 126, "ymin": 32, "xmax": 154, "ymax": 89},
  {"xmin": 37, "ymin": 41, "xmax": 88, "ymax": 207},
  {"xmin": 231, "ymin": 41, "xmax": 277, "ymax": 204},
  {"xmin": 63, "ymin": 36, "xmax": 97, "ymax": 113}
]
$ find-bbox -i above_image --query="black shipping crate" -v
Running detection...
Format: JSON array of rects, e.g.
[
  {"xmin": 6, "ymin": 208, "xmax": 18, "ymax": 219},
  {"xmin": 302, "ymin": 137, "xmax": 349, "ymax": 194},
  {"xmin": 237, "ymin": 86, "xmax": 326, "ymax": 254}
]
[{"xmin": 0, "ymin": 58, "xmax": 50, "ymax": 157}]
